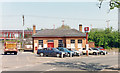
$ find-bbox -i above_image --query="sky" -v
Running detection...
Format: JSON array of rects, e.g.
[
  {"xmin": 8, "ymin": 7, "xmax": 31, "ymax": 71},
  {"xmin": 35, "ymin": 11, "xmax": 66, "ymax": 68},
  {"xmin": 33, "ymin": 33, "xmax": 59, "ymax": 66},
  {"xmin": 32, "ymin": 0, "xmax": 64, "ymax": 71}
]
[{"xmin": 0, "ymin": 1, "xmax": 118, "ymax": 31}]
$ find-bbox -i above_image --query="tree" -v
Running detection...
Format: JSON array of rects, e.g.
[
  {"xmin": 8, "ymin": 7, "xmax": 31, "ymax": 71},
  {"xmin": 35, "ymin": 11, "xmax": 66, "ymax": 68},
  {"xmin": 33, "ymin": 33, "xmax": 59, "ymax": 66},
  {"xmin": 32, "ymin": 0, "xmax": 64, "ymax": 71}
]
[
  {"xmin": 98, "ymin": 0, "xmax": 120, "ymax": 50},
  {"xmin": 88, "ymin": 27, "xmax": 119, "ymax": 49},
  {"xmin": 57, "ymin": 25, "xmax": 71, "ymax": 29},
  {"xmin": 98, "ymin": 0, "xmax": 120, "ymax": 9},
  {"xmin": 26, "ymin": 27, "xmax": 32, "ymax": 30}
]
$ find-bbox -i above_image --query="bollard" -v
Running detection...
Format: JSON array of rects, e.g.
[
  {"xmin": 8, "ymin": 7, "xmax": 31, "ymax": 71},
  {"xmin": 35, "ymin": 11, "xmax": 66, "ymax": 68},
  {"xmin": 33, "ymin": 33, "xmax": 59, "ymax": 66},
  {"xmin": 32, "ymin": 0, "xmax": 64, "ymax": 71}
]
[
  {"xmin": 61, "ymin": 52, "xmax": 63, "ymax": 58},
  {"xmin": 86, "ymin": 50, "xmax": 88, "ymax": 56},
  {"xmin": 70, "ymin": 52, "xmax": 72, "ymax": 57}
]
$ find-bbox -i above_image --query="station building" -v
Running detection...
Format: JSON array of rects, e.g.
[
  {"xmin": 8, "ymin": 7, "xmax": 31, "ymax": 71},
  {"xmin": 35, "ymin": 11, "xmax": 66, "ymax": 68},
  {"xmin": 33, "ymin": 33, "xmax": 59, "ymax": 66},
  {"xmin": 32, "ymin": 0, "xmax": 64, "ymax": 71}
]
[{"xmin": 32, "ymin": 25, "xmax": 87, "ymax": 53}]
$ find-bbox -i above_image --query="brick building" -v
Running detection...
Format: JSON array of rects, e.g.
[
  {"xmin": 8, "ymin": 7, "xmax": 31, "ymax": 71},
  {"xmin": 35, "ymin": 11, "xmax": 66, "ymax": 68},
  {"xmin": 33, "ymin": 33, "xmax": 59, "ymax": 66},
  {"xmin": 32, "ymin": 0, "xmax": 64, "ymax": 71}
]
[
  {"xmin": 32, "ymin": 25, "xmax": 87, "ymax": 53},
  {"xmin": 0, "ymin": 30, "xmax": 40, "ymax": 39}
]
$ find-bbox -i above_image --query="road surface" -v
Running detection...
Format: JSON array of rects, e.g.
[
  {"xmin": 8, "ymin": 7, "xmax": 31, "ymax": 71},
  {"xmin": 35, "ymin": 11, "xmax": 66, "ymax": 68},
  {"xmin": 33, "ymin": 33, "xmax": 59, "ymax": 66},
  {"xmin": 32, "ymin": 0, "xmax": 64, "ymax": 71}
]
[{"xmin": 1, "ymin": 52, "xmax": 118, "ymax": 71}]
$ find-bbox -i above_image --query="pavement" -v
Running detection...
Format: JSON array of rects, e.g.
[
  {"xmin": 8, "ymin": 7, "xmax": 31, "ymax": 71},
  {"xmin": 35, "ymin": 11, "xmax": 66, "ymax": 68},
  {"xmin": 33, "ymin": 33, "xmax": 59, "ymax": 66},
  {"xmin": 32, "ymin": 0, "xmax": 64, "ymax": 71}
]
[{"xmin": 1, "ymin": 51, "xmax": 119, "ymax": 71}]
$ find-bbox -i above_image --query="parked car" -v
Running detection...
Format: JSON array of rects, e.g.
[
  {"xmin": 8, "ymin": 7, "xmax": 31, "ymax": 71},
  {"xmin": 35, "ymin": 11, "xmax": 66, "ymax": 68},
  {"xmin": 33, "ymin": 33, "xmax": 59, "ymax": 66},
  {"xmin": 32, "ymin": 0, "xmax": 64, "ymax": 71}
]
[
  {"xmin": 82, "ymin": 48, "xmax": 93, "ymax": 55},
  {"xmin": 93, "ymin": 47, "xmax": 107, "ymax": 55},
  {"xmin": 82, "ymin": 48, "xmax": 99, "ymax": 55},
  {"xmin": 57, "ymin": 47, "xmax": 74, "ymax": 57},
  {"xmin": 99, "ymin": 50, "xmax": 107, "ymax": 55},
  {"xmin": 91, "ymin": 48, "xmax": 100, "ymax": 55},
  {"xmin": 68, "ymin": 48, "xmax": 81, "ymax": 56},
  {"xmin": 37, "ymin": 48, "xmax": 66, "ymax": 58},
  {"xmin": 98, "ymin": 47, "xmax": 105, "ymax": 51}
]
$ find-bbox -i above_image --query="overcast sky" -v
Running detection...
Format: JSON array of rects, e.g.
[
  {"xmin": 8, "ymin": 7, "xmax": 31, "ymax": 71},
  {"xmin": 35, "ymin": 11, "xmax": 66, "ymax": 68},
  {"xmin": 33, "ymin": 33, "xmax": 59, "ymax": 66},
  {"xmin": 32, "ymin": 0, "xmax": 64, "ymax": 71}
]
[{"xmin": 0, "ymin": 0, "xmax": 118, "ymax": 31}]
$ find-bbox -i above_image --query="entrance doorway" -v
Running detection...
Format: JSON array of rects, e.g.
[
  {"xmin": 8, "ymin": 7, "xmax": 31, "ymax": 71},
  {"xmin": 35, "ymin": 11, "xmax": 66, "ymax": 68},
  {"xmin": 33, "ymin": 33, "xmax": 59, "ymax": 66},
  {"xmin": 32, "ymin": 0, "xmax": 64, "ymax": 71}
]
[
  {"xmin": 48, "ymin": 43, "xmax": 54, "ymax": 48},
  {"xmin": 47, "ymin": 40, "xmax": 54, "ymax": 48}
]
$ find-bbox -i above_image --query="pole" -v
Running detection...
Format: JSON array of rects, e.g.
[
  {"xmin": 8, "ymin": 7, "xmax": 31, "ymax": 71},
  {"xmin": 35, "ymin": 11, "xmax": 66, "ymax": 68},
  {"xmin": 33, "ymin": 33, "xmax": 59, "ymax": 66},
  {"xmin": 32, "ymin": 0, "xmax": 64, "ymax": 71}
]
[
  {"xmin": 22, "ymin": 15, "xmax": 24, "ymax": 38},
  {"xmin": 106, "ymin": 20, "xmax": 110, "ymax": 28},
  {"xmin": 86, "ymin": 32, "xmax": 88, "ymax": 56},
  {"xmin": 90, "ymin": 24, "xmax": 92, "ymax": 30},
  {"xmin": 22, "ymin": 15, "xmax": 24, "ymax": 48}
]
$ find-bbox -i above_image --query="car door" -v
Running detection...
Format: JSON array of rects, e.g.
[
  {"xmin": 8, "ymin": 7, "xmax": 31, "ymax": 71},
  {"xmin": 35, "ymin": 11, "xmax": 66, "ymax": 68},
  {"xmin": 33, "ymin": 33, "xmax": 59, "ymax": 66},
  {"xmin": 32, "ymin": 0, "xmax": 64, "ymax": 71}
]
[
  {"xmin": 50, "ymin": 49, "xmax": 56, "ymax": 56},
  {"xmin": 89, "ymin": 48, "xmax": 93, "ymax": 54},
  {"xmin": 47, "ymin": 48, "xmax": 52, "ymax": 56},
  {"xmin": 44, "ymin": 48, "xmax": 48, "ymax": 56}
]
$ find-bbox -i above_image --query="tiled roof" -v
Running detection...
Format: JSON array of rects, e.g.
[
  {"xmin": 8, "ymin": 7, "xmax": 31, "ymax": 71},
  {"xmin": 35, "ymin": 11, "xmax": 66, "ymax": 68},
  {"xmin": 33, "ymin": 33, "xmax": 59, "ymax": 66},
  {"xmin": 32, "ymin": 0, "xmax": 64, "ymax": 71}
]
[{"xmin": 32, "ymin": 29, "xmax": 86, "ymax": 38}]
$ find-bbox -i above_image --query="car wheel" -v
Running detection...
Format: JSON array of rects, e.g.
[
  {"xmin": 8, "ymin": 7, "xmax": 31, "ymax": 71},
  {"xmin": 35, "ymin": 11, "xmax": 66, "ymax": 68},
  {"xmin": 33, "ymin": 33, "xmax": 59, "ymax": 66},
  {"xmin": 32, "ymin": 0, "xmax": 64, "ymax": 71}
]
[
  {"xmin": 106, "ymin": 52, "xmax": 108, "ymax": 54},
  {"xmin": 83, "ymin": 53, "xmax": 85, "ymax": 55},
  {"xmin": 14, "ymin": 52, "xmax": 17, "ymax": 55},
  {"xmin": 40, "ymin": 53, "xmax": 44, "ymax": 57},
  {"xmin": 56, "ymin": 54, "xmax": 60, "ymax": 57},
  {"xmin": 93, "ymin": 52, "xmax": 97, "ymax": 55},
  {"xmin": 103, "ymin": 53, "xmax": 106, "ymax": 55},
  {"xmin": 68, "ymin": 54, "xmax": 70, "ymax": 57},
  {"xmin": 4, "ymin": 52, "xmax": 7, "ymax": 55}
]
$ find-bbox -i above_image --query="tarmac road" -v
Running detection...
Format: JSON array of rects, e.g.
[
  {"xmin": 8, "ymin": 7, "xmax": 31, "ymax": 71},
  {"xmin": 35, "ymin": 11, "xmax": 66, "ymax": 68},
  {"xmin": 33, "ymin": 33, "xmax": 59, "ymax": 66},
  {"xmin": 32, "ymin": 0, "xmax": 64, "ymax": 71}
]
[{"xmin": 1, "ymin": 51, "xmax": 118, "ymax": 71}]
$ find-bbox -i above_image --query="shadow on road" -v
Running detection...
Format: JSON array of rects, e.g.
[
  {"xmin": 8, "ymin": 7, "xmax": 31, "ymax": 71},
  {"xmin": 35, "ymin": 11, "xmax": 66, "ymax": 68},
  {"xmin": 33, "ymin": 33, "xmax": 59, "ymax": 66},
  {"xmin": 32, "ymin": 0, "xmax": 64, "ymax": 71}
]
[
  {"xmin": 105, "ymin": 67, "xmax": 120, "ymax": 70},
  {"xmin": 44, "ymin": 61, "xmax": 111, "ymax": 71}
]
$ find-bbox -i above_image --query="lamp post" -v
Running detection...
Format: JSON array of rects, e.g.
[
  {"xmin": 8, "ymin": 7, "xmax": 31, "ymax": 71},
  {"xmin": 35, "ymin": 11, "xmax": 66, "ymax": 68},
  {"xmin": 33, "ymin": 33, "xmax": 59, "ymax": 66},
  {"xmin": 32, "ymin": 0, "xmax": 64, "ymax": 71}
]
[
  {"xmin": 22, "ymin": 15, "xmax": 24, "ymax": 39},
  {"xmin": 22, "ymin": 15, "xmax": 24, "ymax": 48}
]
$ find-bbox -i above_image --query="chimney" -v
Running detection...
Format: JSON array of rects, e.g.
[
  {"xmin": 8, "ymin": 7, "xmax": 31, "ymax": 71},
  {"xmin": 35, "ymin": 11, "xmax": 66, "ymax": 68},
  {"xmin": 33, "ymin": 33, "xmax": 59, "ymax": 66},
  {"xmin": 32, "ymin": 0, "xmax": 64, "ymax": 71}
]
[
  {"xmin": 79, "ymin": 24, "xmax": 82, "ymax": 32},
  {"xmin": 33, "ymin": 25, "xmax": 36, "ymax": 35}
]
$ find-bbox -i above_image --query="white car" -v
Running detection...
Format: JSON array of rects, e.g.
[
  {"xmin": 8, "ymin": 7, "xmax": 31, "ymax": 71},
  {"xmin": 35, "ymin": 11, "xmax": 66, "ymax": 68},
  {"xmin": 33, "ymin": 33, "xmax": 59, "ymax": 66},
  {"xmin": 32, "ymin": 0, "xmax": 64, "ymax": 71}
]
[
  {"xmin": 68, "ymin": 48, "xmax": 81, "ymax": 56},
  {"xmin": 82, "ymin": 48, "xmax": 99, "ymax": 55}
]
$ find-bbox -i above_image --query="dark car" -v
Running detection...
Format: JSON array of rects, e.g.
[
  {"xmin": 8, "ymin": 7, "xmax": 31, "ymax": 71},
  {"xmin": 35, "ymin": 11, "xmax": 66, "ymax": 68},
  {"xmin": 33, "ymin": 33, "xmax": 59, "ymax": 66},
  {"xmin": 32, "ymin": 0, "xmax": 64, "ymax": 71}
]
[
  {"xmin": 98, "ymin": 49, "xmax": 107, "ymax": 55},
  {"xmin": 37, "ymin": 48, "xmax": 66, "ymax": 58},
  {"xmin": 57, "ymin": 47, "xmax": 74, "ymax": 57}
]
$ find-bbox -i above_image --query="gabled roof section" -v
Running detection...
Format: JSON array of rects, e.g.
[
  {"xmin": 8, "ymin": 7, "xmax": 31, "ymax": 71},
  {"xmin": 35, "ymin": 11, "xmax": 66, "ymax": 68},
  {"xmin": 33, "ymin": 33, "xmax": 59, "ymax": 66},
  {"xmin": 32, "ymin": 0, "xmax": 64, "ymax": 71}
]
[{"xmin": 32, "ymin": 29, "xmax": 86, "ymax": 38}]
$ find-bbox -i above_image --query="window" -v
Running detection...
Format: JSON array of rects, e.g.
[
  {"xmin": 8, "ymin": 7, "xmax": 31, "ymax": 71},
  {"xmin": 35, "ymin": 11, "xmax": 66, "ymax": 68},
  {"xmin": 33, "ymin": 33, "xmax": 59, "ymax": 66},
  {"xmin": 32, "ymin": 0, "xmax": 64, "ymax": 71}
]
[
  {"xmin": 78, "ymin": 39, "xmax": 82, "ymax": 43},
  {"xmin": 58, "ymin": 40, "xmax": 63, "ymax": 47},
  {"xmin": 38, "ymin": 40, "xmax": 43, "ymax": 47},
  {"xmin": 71, "ymin": 40, "xmax": 75, "ymax": 43},
  {"xmin": 48, "ymin": 40, "xmax": 54, "ymax": 42},
  {"xmin": 60, "ymin": 49, "xmax": 64, "ymax": 51}
]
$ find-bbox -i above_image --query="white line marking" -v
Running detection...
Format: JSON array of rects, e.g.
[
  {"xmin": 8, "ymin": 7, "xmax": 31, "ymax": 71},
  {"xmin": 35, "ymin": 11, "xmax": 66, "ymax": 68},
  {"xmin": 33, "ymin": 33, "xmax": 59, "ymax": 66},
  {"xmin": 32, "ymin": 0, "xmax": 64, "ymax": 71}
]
[{"xmin": 46, "ymin": 68, "xmax": 56, "ymax": 71}]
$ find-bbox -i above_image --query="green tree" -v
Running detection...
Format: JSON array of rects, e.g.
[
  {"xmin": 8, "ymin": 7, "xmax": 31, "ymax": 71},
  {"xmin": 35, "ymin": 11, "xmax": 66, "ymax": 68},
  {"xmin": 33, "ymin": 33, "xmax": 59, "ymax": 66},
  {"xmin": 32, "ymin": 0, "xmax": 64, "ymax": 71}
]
[
  {"xmin": 98, "ymin": 0, "xmax": 120, "ymax": 9},
  {"xmin": 57, "ymin": 25, "xmax": 71, "ymax": 29},
  {"xmin": 26, "ymin": 27, "xmax": 32, "ymax": 30},
  {"xmin": 88, "ymin": 27, "xmax": 119, "ymax": 49}
]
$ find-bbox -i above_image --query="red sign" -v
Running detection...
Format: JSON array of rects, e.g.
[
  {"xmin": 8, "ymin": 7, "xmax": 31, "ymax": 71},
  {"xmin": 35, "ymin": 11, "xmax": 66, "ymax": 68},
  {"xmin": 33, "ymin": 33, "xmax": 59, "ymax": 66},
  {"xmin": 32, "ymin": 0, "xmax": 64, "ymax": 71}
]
[{"xmin": 84, "ymin": 27, "xmax": 89, "ymax": 31}]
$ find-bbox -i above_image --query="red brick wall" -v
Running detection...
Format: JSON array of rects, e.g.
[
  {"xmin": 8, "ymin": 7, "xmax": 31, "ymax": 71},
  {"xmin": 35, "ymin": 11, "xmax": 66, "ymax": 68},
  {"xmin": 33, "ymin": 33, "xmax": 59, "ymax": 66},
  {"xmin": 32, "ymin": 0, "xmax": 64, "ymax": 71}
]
[{"xmin": 88, "ymin": 42, "xmax": 95, "ymax": 48}]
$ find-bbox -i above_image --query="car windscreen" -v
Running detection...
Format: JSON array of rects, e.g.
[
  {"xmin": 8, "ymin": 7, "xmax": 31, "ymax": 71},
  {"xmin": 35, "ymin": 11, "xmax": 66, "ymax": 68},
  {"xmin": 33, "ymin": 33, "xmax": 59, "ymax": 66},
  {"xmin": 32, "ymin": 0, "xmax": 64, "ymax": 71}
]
[
  {"xmin": 99, "ymin": 47, "xmax": 103, "ymax": 49},
  {"xmin": 64, "ymin": 48, "xmax": 69, "ymax": 51},
  {"xmin": 52, "ymin": 48, "xmax": 59, "ymax": 51},
  {"xmin": 72, "ymin": 49, "xmax": 77, "ymax": 51},
  {"xmin": 91, "ymin": 48, "xmax": 98, "ymax": 50}
]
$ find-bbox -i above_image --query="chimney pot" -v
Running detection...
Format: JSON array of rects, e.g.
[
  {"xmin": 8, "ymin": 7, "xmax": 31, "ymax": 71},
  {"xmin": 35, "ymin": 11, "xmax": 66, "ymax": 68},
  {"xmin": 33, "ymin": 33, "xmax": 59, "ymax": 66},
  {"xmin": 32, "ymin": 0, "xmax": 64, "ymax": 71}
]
[
  {"xmin": 79, "ymin": 24, "xmax": 82, "ymax": 32},
  {"xmin": 33, "ymin": 25, "xmax": 36, "ymax": 35}
]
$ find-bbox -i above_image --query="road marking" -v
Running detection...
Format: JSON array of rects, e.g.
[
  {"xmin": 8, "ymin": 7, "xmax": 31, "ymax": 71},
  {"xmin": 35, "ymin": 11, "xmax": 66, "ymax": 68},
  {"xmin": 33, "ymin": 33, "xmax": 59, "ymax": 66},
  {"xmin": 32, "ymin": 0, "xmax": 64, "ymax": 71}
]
[
  {"xmin": 25, "ymin": 64, "xmax": 34, "ymax": 67},
  {"xmin": 46, "ymin": 68, "xmax": 56, "ymax": 71}
]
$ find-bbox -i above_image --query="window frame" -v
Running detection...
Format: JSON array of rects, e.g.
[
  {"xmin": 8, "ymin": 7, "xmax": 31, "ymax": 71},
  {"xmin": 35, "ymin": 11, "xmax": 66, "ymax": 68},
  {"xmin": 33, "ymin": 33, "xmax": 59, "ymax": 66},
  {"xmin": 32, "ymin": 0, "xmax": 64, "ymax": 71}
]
[
  {"xmin": 38, "ymin": 40, "xmax": 43, "ymax": 47},
  {"xmin": 71, "ymin": 39, "xmax": 75, "ymax": 43},
  {"xmin": 78, "ymin": 39, "xmax": 82, "ymax": 43},
  {"xmin": 58, "ymin": 40, "xmax": 63, "ymax": 47}
]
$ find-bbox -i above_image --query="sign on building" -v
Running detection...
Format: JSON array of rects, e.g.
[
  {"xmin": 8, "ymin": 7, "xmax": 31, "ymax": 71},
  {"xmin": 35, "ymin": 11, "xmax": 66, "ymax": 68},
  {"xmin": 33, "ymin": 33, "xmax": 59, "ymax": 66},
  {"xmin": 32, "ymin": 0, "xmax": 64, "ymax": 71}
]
[
  {"xmin": 67, "ymin": 44, "xmax": 70, "ymax": 48},
  {"xmin": 71, "ymin": 44, "xmax": 75, "ymax": 48},
  {"xmin": 44, "ymin": 44, "xmax": 47, "ymax": 48},
  {"xmin": 78, "ymin": 44, "xmax": 82, "ymax": 48}
]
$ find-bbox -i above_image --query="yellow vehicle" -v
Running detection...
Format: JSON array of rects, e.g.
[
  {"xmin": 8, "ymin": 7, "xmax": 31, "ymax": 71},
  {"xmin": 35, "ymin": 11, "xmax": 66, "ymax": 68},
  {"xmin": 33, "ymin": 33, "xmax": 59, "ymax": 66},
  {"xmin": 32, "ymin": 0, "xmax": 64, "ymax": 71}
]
[{"xmin": 4, "ymin": 38, "xmax": 18, "ymax": 55}]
